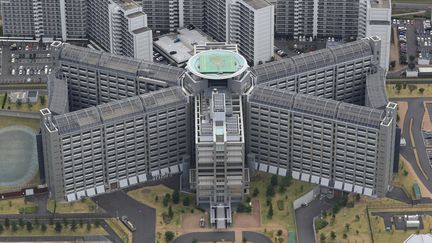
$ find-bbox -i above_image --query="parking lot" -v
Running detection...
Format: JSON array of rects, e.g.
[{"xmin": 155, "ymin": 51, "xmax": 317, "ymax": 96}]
[
  {"xmin": 393, "ymin": 18, "xmax": 432, "ymax": 66},
  {"xmin": 0, "ymin": 41, "xmax": 54, "ymax": 84}
]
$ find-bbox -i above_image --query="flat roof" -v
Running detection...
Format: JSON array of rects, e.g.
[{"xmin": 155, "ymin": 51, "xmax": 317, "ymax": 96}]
[
  {"xmin": 243, "ymin": 0, "xmax": 272, "ymax": 10},
  {"xmin": 154, "ymin": 28, "xmax": 213, "ymax": 64},
  {"xmin": 370, "ymin": 0, "xmax": 390, "ymax": 8},
  {"xmin": 187, "ymin": 49, "xmax": 248, "ymax": 80}
]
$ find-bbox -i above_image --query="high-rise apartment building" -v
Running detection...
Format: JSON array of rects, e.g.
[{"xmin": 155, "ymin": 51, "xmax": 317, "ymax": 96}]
[
  {"xmin": 274, "ymin": 0, "xmax": 391, "ymax": 70},
  {"xmin": 0, "ymin": 0, "xmax": 152, "ymax": 61},
  {"xmin": 42, "ymin": 39, "xmax": 396, "ymax": 228},
  {"xmin": 142, "ymin": 0, "xmax": 181, "ymax": 33}
]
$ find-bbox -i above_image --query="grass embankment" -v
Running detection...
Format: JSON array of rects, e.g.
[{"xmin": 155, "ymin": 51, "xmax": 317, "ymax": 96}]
[
  {"xmin": 47, "ymin": 198, "xmax": 97, "ymax": 214},
  {"xmin": 386, "ymin": 84, "xmax": 432, "ymax": 98},
  {"xmin": 0, "ymin": 116, "xmax": 40, "ymax": 130},
  {"xmin": 0, "ymin": 220, "xmax": 107, "ymax": 237},
  {"xmin": 0, "ymin": 198, "xmax": 38, "ymax": 214},
  {"xmin": 106, "ymin": 218, "xmax": 133, "ymax": 243},
  {"xmin": 128, "ymin": 185, "xmax": 196, "ymax": 241},
  {"xmin": 393, "ymin": 160, "xmax": 417, "ymax": 199},
  {"xmin": 250, "ymin": 172, "xmax": 315, "ymax": 232}
]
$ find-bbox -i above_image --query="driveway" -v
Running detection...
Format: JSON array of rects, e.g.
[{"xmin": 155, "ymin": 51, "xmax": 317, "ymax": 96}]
[
  {"xmin": 295, "ymin": 198, "xmax": 338, "ymax": 243},
  {"xmin": 173, "ymin": 232, "xmax": 234, "ymax": 243},
  {"xmin": 93, "ymin": 190, "xmax": 156, "ymax": 243},
  {"xmin": 392, "ymin": 98, "xmax": 432, "ymax": 194}
]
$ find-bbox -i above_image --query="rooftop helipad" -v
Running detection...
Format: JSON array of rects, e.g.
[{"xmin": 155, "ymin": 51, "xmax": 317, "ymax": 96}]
[{"xmin": 186, "ymin": 49, "xmax": 248, "ymax": 80}]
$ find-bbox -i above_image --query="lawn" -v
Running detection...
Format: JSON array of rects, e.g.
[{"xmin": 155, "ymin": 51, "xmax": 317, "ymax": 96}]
[
  {"xmin": 0, "ymin": 198, "xmax": 38, "ymax": 214},
  {"xmin": 0, "ymin": 115, "xmax": 40, "ymax": 130},
  {"xmin": 386, "ymin": 84, "xmax": 432, "ymax": 98},
  {"xmin": 249, "ymin": 172, "xmax": 315, "ymax": 232},
  {"xmin": 47, "ymin": 198, "xmax": 97, "ymax": 214},
  {"xmin": 127, "ymin": 185, "xmax": 196, "ymax": 241},
  {"xmin": 0, "ymin": 221, "xmax": 107, "ymax": 237},
  {"xmin": 318, "ymin": 197, "xmax": 371, "ymax": 243},
  {"xmin": 2, "ymin": 94, "xmax": 47, "ymax": 112},
  {"xmin": 106, "ymin": 218, "xmax": 133, "ymax": 243}
]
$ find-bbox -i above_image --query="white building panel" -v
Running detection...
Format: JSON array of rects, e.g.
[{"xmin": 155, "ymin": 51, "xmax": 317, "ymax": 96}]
[
  {"xmin": 138, "ymin": 174, "xmax": 147, "ymax": 182},
  {"xmin": 76, "ymin": 190, "xmax": 86, "ymax": 199},
  {"xmin": 86, "ymin": 188, "xmax": 96, "ymax": 197},
  {"xmin": 311, "ymin": 175, "xmax": 320, "ymax": 184},
  {"xmin": 268, "ymin": 165, "xmax": 277, "ymax": 174},
  {"xmin": 320, "ymin": 178, "xmax": 330, "ymax": 186},
  {"xmin": 119, "ymin": 178, "xmax": 129, "ymax": 188},
  {"xmin": 334, "ymin": 180, "xmax": 343, "ymax": 190},
  {"xmin": 292, "ymin": 171, "xmax": 300, "ymax": 180},
  {"xmin": 344, "ymin": 183, "xmax": 353, "ymax": 192},
  {"xmin": 354, "ymin": 185, "xmax": 363, "ymax": 194},
  {"xmin": 151, "ymin": 170, "xmax": 160, "ymax": 177},
  {"xmin": 67, "ymin": 193, "xmax": 77, "ymax": 202},
  {"xmin": 364, "ymin": 187, "xmax": 373, "ymax": 196},
  {"xmin": 170, "ymin": 165, "xmax": 179, "ymax": 174},
  {"xmin": 129, "ymin": 177, "xmax": 138, "ymax": 185},
  {"xmin": 161, "ymin": 167, "xmax": 170, "ymax": 175},
  {"xmin": 278, "ymin": 168, "xmax": 287, "ymax": 176},
  {"xmin": 96, "ymin": 185, "xmax": 105, "ymax": 194},
  {"xmin": 259, "ymin": 163, "xmax": 268, "ymax": 172},
  {"xmin": 300, "ymin": 173, "xmax": 310, "ymax": 182}
]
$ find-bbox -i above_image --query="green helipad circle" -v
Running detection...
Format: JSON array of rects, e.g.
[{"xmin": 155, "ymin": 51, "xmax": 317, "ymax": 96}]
[
  {"xmin": 0, "ymin": 126, "xmax": 38, "ymax": 186},
  {"xmin": 186, "ymin": 49, "xmax": 248, "ymax": 80}
]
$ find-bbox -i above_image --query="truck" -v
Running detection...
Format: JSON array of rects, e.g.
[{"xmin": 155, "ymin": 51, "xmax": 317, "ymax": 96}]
[{"xmin": 121, "ymin": 216, "xmax": 136, "ymax": 232}]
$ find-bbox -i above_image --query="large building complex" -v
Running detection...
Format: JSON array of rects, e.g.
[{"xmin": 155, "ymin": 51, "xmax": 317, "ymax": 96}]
[
  {"xmin": 41, "ymin": 38, "xmax": 396, "ymax": 228},
  {"xmin": 274, "ymin": 0, "xmax": 391, "ymax": 70},
  {"xmin": 0, "ymin": 0, "xmax": 152, "ymax": 61},
  {"xmin": 142, "ymin": 0, "xmax": 274, "ymax": 65}
]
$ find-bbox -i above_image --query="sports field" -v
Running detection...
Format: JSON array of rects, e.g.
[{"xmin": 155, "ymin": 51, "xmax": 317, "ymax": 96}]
[{"xmin": 198, "ymin": 52, "xmax": 237, "ymax": 74}]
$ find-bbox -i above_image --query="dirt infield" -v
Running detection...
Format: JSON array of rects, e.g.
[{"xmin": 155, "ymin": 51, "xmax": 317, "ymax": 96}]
[{"xmin": 182, "ymin": 212, "xmax": 208, "ymax": 232}]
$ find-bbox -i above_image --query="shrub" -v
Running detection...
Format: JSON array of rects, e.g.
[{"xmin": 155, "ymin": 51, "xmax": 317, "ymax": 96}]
[
  {"xmin": 182, "ymin": 196, "xmax": 190, "ymax": 206},
  {"xmin": 266, "ymin": 185, "xmax": 275, "ymax": 198},
  {"xmin": 267, "ymin": 203, "xmax": 273, "ymax": 219},
  {"xmin": 163, "ymin": 193, "xmax": 171, "ymax": 207},
  {"xmin": 172, "ymin": 190, "xmax": 180, "ymax": 204},
  {"xmin": 271, "ymin": 175, "xmax": 278, "ymax": 186},
  {"xmin": 277, "ymin": 200, "xmax": 284, "ymax": 210},
  {"xmin": 165, "ymin": 231, "xmax": 175, "ymax": 242},
  {"xmin": 252, "ymin": 188, "xmax": 259, "ymax": 197},
  {"xmin": 237, "ymin": 203, "xmax": 251, "ymax": 213},
  {"xmin": 315, "ymin": 219, "xmax": 329, "ymax": 232}
]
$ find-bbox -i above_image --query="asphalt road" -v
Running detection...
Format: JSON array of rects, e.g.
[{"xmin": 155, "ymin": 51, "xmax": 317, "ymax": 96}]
[
  {"xmin": 295, "ymin": 198, "xmax": 338, "ymax": 243},
  {"xmin": 173, "ymin": 232, "xmax": 235, "ymax": 243},
  {"xmin": 393, "ymin": 3, "xmax": 432, "ymax": 10},
  {"xmin": 393, "ymin": 97, "xmax": 432, "ymax": 194},
  {"xmin": 94, "ymin": 190, "xmax": 156, "ymax": 243}
]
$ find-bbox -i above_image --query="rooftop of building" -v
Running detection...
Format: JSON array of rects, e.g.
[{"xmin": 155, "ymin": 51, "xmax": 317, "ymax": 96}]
[
  {"xmin": 187, "ymin": 49, "xmax": 248, "ymax": 80},
  {"xmin": 252, "ymin": 38, "xmax": 375, "ymax": 84},
  {"xmin": 249, "ymin": 86, "xmax": 386, "ymax": 128},
  {"xmin": 53, "ymin": 87, "xmax": 186, "ymax": 134},
  {"xmin": 243, "ymin": 0, "xmax": 272, "ymax": 10},
  {"xmin": 113, "ymin": 0, "xmax": 141, "ymax": 11},
  {"xmin": 369, "ymin": 0, "xmax": 390, "ymax": 9},
  {"xmin": 154, "ymin": 28, "xmax": 214, "ymax": 65},
  {"xmin": 58, "ymin": 44, "xmax": 184, "ymax": 85}
]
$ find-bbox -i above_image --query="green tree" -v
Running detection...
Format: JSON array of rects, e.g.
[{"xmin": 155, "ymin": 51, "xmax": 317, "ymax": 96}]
[
  {"xmin": 267, "ymin": 203, "xmax": 274, "ymax": 219},
  {"xmin": 11, "ymin": 222, "xmax": 17, "ymax": 232},
  {"xmin": 39, "ymin": 95, "xmax": 46, "ymax": 105},
  {"xmin": 320, "ymin": 233, "xmax": 326, "ymax": 243},
  {"xmin": 0, "ymin": 224, "xmax": 4, "ymax": 234},
  {"xmin": 330, "ymin": 231, "xmax": 336, "ymax": 239},
  {"xmin": 18, "ymin": 218, "xmax": 24, "ymax": 228},
  {"xmin": 4, "ymin": 218, "xmax": 10, "ymax": 228},
  {"xmin": 408, "ymin": 84, "xmax": 417, "ymax": 93},
  {"xmin": 168, "ymin": 205, "xmax": 174, "ymax": 219},
  {"xmin": 395, "ymin": 82, "xmax": 402, "ymax": 93},
  {"xmin": 16, "ymin": 99, "xmax": 22, "ymax": 107},
  {"xmin": 55, "ymin": 222, "xmax": 62, "ymax": 233},
  {"xmin": 252, "ymin": 188, "xmax": 259, "ymax": 197},
  {"xmin": 41, "ymin": 223, "xmax": 47, "ymax": 232},
  {"xmin": 270, "ymin": 175, "xmax": 278, "ymax": 186},
  {"xmin": 345, "ymin": 223, "xmax": 350, "ymax": 232},
  {"xmin": 266, "ymin": 185, "xmax": 275, "ymax": 198},
  {"xmin": 165, "ymin": 231, "xmax": 175, "ymax": 242},
  {"xmin": 63, "ymin": 218, "xmax": 68, "ymax": 227},
  {"xmin": 409, "ymin": 55, "xmax": 416, "ymax": 63},
  {"xmin": 172, "ymin": 190, "xmax": 180, "ymax": 204},
  {"xmin": 79, "ymin": 219, "xmax": 84, "ymax": 228},
  {"xmin": 71, "ymin": 220, "xmax": 77, "ymax": 231},
  {"xmin": 26, "ymin": 221, "xmax": 33, "ymax": 231},
  {"xmin": 419, "ymin": 88, "xmax": 425, "ymax": 94},
  {"xmin": 163, "ymin": 193, "xmax": 171, "ymax": 207},
  {"xmin": 94, "ymin": 220, "xmax": 101, "ymax": 228},
  {"xmin": 182, "ymin": 196, "xmax": 190, "ymax": 206},
  {"xmin": 86, "ymin": 222, "xmax": 91, "ymax": 232}
]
